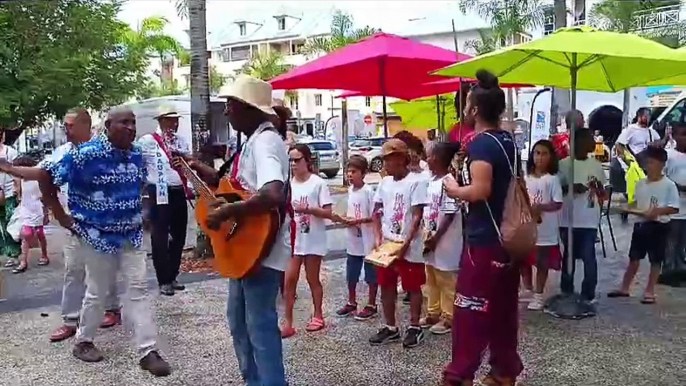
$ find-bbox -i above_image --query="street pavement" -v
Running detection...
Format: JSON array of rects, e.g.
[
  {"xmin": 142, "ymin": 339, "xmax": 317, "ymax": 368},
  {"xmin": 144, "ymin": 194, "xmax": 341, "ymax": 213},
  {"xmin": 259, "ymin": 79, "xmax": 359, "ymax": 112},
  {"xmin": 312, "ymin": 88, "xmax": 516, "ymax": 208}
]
[{"xmin": 0, "ymin": 207, "xmax": 685, "ymax": 385}]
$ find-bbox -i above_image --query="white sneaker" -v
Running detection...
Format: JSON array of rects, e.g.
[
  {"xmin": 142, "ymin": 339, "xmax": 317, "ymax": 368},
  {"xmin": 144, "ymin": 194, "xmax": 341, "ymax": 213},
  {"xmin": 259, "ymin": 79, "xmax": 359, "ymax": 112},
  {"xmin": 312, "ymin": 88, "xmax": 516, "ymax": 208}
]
[
  {"xmin": 519, "ymin": 290, "xmax": 534, "ymax": 303},
  {"xmin": 429, "ymin": 320, "xmax": 452, "ymax": 335},
  {"xmin": 527, "ymin": 293, "xmax": 545, "ymax": 311}
]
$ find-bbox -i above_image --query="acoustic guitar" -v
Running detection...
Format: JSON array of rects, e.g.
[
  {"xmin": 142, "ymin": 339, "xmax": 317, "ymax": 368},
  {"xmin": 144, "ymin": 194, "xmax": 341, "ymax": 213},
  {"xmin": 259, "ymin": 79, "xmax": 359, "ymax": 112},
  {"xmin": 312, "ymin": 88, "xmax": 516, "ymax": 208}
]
[{"xmin": 176, "ymin": 158, "xmax": 281, "ymax": 279}]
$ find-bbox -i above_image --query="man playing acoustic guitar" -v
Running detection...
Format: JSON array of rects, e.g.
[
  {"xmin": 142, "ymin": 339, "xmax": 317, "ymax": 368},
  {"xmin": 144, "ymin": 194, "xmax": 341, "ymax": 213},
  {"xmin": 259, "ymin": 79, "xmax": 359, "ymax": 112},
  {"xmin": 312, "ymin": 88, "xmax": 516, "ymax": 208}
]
[{"xmin": 176, "ymin": 75, "xmax": 290, "ymax": 386}]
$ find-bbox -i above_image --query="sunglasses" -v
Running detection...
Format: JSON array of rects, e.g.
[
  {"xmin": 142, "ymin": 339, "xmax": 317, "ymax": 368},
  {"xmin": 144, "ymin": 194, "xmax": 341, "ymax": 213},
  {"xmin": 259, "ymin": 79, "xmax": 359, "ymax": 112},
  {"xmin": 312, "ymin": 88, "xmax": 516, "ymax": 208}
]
[{"xmin": 289, "ymin": 156, "xmax": 304, "ymax": 164}]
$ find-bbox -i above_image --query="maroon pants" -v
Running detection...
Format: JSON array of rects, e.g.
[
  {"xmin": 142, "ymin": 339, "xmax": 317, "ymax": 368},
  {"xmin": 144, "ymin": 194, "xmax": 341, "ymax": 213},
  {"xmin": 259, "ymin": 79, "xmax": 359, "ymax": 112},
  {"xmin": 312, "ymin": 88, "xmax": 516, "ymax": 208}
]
[{"xmin": 443, "ymin": 244, "xmax": 523, "ymax": 383}]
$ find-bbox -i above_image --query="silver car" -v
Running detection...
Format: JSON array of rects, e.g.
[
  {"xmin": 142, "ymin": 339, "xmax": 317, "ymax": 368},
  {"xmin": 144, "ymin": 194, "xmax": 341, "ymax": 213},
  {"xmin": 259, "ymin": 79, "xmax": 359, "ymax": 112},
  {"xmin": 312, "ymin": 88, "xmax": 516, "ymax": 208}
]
[{"xmin": 302, "ymin": 140, "xmax": 340, "ymax": 179}]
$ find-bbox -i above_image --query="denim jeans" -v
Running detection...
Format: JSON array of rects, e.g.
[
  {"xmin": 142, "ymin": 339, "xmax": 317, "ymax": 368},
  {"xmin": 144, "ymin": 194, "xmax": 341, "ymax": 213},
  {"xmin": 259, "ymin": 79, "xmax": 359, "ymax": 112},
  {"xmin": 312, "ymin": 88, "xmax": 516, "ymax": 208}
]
[
  {"xmin": 560, "ymin": 228, "xmax": 598, "ymax": 301},
  {"xmin": 345, "ymin": 254, "xmax": 377, "ymax": 285},
  {"xmin": 75, "ymin": 241, "xmax": 157, "ymax": 358},
  {"xmin": 227, "ymin": 266, "xmax": 287, "ymax": 386},
  {"xmin": 62, "ymin": 236, "xmax": 120, "ymax": 327}
]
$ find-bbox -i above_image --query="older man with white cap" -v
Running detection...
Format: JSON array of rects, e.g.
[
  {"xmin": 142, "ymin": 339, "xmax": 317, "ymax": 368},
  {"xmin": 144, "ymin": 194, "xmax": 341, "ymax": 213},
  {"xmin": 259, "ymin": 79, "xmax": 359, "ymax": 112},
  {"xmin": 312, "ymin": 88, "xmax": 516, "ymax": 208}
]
[
  {"xmin": 138, "ymin": 107, "xmax": 192, "ymax": 296},
  {"xmin": 175, "ymin": 74, "xmax": 290, "ymax": 386}
]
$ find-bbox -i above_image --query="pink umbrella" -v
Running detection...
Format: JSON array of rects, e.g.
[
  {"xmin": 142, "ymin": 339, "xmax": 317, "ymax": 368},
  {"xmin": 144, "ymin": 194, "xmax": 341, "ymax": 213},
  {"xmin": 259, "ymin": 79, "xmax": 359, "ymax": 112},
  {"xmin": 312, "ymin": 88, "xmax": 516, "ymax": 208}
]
[
  {"xmin": 270, "ymin": 33, "xmax": 471, "ymax": 135},
  {"xmin": 336, "ymin": 78, "xmax": 533, "ymax": 101}
]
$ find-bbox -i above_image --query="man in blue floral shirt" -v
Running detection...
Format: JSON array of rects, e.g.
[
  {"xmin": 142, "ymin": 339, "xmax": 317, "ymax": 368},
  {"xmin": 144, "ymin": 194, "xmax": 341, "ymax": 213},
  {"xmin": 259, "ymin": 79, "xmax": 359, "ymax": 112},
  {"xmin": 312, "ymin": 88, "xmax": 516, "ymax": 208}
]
[{"xmin": 39, "ymin": 107, "xmax": 171, "ymax": 377}]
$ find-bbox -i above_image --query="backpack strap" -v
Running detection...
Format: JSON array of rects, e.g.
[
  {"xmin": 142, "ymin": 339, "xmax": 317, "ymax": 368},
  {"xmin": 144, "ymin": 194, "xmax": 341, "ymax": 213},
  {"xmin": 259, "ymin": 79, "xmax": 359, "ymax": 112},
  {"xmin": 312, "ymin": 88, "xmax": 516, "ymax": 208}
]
[{"xmin": 482, "ymin": 131, "xmax": 517, "ymax": 240}]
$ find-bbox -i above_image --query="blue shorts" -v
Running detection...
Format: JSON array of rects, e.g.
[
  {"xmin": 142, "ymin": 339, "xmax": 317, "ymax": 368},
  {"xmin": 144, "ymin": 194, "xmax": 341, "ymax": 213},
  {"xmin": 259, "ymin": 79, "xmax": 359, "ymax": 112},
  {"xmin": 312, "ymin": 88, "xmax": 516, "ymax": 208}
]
[{"xmin": 346, "ymin": 254, "xmax": 377, "ymax": 285}]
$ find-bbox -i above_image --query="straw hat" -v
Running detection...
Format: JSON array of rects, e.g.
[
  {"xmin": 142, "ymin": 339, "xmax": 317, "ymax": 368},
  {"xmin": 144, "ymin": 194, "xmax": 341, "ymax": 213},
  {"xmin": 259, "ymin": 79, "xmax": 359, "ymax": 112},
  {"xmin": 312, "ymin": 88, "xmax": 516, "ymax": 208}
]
[
  {"xmin": 218, "ymin": 74, "xmax": 276, "ymax": 116},
  {"xmin": 154, "ymin": 106, "xmax": 182, "ymax": 120}
]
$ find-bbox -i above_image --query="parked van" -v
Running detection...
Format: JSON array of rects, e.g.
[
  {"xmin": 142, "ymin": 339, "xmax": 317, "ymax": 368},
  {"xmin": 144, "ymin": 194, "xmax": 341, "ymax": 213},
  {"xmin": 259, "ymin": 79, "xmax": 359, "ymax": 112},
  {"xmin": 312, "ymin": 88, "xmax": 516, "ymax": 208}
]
[{"xmin": 652, "ymin": 91, "xmax": 686, "ymax": 137}]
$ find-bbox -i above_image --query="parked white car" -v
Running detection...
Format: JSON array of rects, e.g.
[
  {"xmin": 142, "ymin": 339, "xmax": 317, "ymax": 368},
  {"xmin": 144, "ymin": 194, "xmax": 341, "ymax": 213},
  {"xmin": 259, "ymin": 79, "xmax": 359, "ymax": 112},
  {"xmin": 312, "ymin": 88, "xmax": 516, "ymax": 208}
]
[{"xmin": 349, "ymin": 137, "xmax": 388, "ymax": 172}]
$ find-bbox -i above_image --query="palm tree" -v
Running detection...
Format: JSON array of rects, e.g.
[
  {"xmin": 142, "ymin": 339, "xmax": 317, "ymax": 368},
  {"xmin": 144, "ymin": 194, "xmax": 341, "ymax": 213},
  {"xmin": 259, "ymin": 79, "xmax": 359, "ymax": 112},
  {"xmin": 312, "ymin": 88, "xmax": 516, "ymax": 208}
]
[
  {"xmin": 174, "ymin": 0, "xmax": 212, "ymax": 259},
  {"xmin": 590, "ymin": 0, "xmax": 684, "ymax": 126},
  {"xmin": 240, "ymin": 51, "xmax": 293, "ymax": 80},
  {"xmin": 120, "ymin": 16, "xmax": 183, "ymax": 83},
  {"xmin": 459, "ymin": 0, "xmax": 544, "ymax": 123},
  {"xmin": 301, "ymin": 9, "xmax": 379, "ymax": 57},
  {"xmin": 463, "ymin": 29, "xmax": 500, "ymax": 55}
]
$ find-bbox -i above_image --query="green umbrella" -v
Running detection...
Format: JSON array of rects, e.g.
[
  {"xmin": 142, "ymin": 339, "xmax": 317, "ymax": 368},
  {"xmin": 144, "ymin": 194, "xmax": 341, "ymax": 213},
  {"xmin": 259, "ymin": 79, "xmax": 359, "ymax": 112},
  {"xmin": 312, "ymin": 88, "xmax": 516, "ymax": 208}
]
[
  {"xmin": 390, "ymin": 95, "xmax": 457, "ymax": 133},
  {"xmin": 642, "ymin": 47, "xmax": 686, "ymax": 87},
  {"xmin": 434, "ymin": 26, "xmax": 686, "ymax": 319},
  {"xmin": 434, "ymin": 26, "xmax": 686, "ymax": 96}
]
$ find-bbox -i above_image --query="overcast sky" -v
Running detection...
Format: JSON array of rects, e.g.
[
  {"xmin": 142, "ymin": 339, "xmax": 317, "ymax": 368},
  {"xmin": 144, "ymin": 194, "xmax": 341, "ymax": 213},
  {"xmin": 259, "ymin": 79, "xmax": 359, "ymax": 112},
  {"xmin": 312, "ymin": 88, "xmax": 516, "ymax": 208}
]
[{"xmin": 118, "ymin": 0, "xmax": 462, "ymax": 43}]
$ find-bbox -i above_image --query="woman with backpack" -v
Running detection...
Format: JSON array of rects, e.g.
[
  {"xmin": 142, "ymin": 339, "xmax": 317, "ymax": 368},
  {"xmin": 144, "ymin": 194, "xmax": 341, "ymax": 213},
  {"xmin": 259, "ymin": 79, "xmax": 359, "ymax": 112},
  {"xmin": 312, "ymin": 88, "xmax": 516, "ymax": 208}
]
[{"xmin": 441, "ymin": 70, "xmax": 524, "ymax": 386}]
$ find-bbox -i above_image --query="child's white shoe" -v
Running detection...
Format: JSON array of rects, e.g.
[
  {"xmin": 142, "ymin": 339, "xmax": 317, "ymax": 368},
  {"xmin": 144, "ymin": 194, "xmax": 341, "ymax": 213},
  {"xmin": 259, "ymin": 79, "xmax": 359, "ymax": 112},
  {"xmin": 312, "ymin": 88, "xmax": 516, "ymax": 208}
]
[
  {"xmin": 527, "ymin": 293, "xmax": 545, "ymax": 311},
  {"xmin": 519, "ymin": 290, "xmax": 534, "ymax": 303}
]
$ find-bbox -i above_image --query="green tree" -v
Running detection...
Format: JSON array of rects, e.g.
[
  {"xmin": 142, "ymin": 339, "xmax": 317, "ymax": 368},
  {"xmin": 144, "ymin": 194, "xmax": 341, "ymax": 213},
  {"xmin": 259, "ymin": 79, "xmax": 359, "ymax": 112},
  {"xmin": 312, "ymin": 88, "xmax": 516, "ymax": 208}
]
[
  {"xmin": 591, "ymin": 0, "xmax": 684, "ymax": 125},
  {"xmin": 459, "ymin": 0, "xmax": 544, "ymax": 121},
  {"xmin": 301, "ymin": 10, "xmax": 379, "ymax": 57},
  {"xmin": 138, "ymin": 78, "xmax": 187, "ymax": 100},
  {"xmin": 0, "ymin": 0, "xmax": 148, "ymax": 138},
  {"xmin": 120, "ymin": 16, "xmax": 183, "ymax": 83},
  {"xmin": 240, "ymin": 51, "xmax": 292, "ymax": 80},
  {"xmin": 464, "ymin": 30, "xmax": 500, "ymax": 55},
  {"xmin": 209, "ymin": 65, "xmax": 228, "ymax": 95}
]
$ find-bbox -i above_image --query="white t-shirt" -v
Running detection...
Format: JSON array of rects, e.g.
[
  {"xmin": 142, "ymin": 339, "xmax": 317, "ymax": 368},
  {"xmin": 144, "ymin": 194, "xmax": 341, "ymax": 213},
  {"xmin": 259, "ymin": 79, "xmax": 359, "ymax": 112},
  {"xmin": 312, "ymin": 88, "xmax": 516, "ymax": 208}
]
[
  {"xmin": 231, "ymin": 122, "xmax": 291, "ymax": 272},
  {"xmin": 346, "ymin": 184, "xmax": 375, "ymax": 257},
  {"xmin": 138, "ymin": 129, "xmax": 191, "ymax": 187},
  {"xmin": 616, "ymin": 124, "xmax": 660, "ymax": 155},
  {"xmin": 291, "ymin": 174, "xmax": 332, "ymax": 256},
  {"xmin": 633, "ymin": 176, "xmax": 680, "ymax": 223},
  {"xmin": 665, "ymin": 148, "xmax": 686, "ymax": 220},
  {"xmin": 18, "ymin": 180, "xmax": 44, "ymax": 227},
  {"xmin": 558, "ymin": 157, "xmax": 606, "ymax": 229},
  {"xmin": 373, "ymin": 174, "xmax": 429, "ymax": 263},
  {"xmin": 525, "ymin": 173, "xmax": 563, "ymax": 245},
  {"xmin": 0, "ymin": 145, "xmax": 18, "ymax": 196},
  {"xmin": 423, "ymin": 174, "xmax": 462, "ymax": 271}
]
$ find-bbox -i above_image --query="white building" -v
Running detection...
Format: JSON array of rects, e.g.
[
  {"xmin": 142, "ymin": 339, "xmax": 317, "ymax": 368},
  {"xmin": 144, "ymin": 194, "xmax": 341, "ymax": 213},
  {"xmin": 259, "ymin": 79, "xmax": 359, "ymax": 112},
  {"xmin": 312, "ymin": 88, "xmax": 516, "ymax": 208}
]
[{"xmin": 167, "ymin": 6, "xmax": 492, "ymax": 127}]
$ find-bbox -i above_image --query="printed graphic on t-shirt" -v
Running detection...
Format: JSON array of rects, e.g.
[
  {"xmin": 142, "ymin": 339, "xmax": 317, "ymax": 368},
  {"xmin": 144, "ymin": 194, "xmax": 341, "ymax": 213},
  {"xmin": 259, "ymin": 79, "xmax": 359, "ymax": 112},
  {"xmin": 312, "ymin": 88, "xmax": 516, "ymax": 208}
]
[
  {"xmin": 353, "ymin": 202, "xmax": 362, "ymax": 237},
  {"xmin": 587, "ymin": 176, "xmax": 600, "ymax": 208},
  {"xmin": 460, "ymin": 155, "xmax": 471, "ymax": 214},
  {"xmin": 391, "ymin": 193, "xmax": 405, "ymax": 235},
  {"xmin": 427, "ymin": 192, "xmax": 441, "ymax": 232},
  {"xmin": 531, "ymin": 189, "xmax": 543, "ymax": 205},
  {"xmin": 297, "ymin": 195, "xmax": 310, "ymax": 233},
  {"xmin": 650, "ymin": 196, "xmax": 658, "ymax": 209}
]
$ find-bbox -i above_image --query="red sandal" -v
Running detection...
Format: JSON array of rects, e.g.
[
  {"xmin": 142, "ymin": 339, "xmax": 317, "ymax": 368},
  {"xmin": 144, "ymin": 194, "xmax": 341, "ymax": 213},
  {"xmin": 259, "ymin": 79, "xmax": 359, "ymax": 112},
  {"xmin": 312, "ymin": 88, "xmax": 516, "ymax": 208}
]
[{"xmin": 305, "ymin": 317, "xmax": 325, "ymax": 332}]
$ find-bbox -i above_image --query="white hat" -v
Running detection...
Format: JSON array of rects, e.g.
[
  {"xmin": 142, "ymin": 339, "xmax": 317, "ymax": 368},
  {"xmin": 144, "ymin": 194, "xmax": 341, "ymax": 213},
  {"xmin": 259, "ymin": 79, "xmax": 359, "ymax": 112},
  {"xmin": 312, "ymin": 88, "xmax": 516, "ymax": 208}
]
[
  {"xmin": 218, "ymin": 75, "xmax": 276, "ymax": 116},
  {"xmin": 154, "ymin": 106, "xmax": 182, "ymax": 120}
]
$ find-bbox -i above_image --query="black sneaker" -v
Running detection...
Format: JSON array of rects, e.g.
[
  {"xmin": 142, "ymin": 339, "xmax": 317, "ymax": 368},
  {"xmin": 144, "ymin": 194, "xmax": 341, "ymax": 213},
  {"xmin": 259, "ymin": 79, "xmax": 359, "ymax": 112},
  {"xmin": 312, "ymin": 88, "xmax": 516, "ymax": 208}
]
[
  {"xmin": 140, "ymin": 350, "xmax": 171, "ymax": 377},
  {"xmin": 171, "ymin": 281, "xmax": 185, "ymax": 291},
  {"xmin": 402, "ymin": 326, "xmax": 425, "ymax": 348},
  {"xmin": 159, "ymin": 284, "xmax": 175, "ymax": 296},
  {"xmin": 354, "ymin": 305, "xmax": 378, "ymax": 321},
  {"xmin": 369, "ymin": 326, "xmax": 400, "ymax": 345},
  {"xmin": 336, "ymin": 303, "xmax": 357, "ymax": 317},
  {"xmin": 72, "ymin": 342, "xmax": 104, "ymax": 362},
  {"xmin": 402, "ymin": 293, "xmax": 411, "ymax": 305}
]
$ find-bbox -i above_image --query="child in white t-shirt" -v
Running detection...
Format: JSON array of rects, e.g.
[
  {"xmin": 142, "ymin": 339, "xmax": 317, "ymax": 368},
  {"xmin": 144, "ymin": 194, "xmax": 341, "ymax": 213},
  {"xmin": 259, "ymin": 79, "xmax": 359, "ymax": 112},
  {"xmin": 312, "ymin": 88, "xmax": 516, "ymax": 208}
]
[
  {"xmin": 558, "ymin": 129, "xmax": 607, "ymax": 304},
  {"xmin": 11, "ymin": 156, "xmax": 49, "ymax": 274},
  {"xmin": 662, "ymin": 123, "xmax": 686, "ymax": 287},
  {"xmin": 609, "ymin": 147, "xmax": 679, "ymax": 304},
  {"xmin": 420, "ymin": 142, "xmax": 462, "ymax": 335},
  {"xmin": 334, "ymin": 155, "xmax": 378, "ymax": 320},
  {"xmin": 282, "ymin": 144, "xmax": 333, "ymax": 338},
  {"xmin": 524, "ymin": 140, "xmax": 563, "ymax": 311},
  {"xmin": 369, "ymin": 139, "xmax": 428, "ymax": 349}
]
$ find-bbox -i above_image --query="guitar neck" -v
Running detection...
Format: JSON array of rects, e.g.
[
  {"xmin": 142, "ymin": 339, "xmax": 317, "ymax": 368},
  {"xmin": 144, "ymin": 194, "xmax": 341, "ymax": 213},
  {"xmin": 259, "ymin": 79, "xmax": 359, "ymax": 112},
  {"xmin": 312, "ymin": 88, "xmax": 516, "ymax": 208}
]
[{"xmin": 177, "ymin": 159, "xmax": 215, "ymax": 199}]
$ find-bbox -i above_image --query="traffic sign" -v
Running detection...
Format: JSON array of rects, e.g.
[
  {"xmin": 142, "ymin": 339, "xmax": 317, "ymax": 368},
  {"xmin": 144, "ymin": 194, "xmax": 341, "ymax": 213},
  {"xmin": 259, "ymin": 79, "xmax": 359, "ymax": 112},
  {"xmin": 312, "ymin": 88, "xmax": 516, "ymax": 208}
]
[{"xmin": 364, "ymin": 115, "xmax": 372, "ymax": 125}]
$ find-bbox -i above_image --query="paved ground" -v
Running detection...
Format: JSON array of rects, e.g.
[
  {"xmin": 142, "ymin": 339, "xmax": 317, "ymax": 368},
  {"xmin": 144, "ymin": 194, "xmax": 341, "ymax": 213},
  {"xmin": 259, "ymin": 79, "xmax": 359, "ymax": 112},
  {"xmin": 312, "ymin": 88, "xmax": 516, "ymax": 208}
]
[{"xmin": 0, "ymin": 208, "xmax": 685, "ymax": 385}]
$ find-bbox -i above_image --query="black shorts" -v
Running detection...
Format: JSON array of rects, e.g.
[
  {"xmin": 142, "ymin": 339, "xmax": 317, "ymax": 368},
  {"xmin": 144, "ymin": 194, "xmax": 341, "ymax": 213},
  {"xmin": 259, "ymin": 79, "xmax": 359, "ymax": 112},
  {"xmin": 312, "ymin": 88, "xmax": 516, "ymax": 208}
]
[{"xmin": 629, "ymin": 222, "xmax": 669, "ymax": 265}]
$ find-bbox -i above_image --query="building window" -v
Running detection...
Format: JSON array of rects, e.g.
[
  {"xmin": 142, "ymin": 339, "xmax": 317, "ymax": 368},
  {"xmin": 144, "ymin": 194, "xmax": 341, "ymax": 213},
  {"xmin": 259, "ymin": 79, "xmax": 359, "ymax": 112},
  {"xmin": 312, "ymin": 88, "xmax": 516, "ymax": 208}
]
[
  {"xmin": 277, "ymin": 17, "xmax": 286, "ymax": 31},
  {"xmin": 365, "ymin": 97, "xmax": 371, "ymax": 107},
  {"xmin": 222, "ymin": 48, "xmax": 231, "ymax": 62},
  {"xmin": 239, "ymin": 23, "xmax": 246, "ymax": 36},
  {"xmin": 543, "ymin": 6, "xmax": 554, "ymax": 35},
  {"xmin": 314, "ymin": 94, "xmax": 322, "ymax": 106},
  {"xmin": 230, "ymin": 46, "xmax": 250, "ymax": 61}
]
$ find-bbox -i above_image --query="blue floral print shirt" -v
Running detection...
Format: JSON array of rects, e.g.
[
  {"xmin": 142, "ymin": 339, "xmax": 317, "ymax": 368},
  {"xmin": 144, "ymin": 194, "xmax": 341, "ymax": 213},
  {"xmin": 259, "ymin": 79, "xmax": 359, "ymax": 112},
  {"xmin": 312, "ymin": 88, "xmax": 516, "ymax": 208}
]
[{"xmin": 43, "ymin": 135, "xmax": 146, "ymax": 254}]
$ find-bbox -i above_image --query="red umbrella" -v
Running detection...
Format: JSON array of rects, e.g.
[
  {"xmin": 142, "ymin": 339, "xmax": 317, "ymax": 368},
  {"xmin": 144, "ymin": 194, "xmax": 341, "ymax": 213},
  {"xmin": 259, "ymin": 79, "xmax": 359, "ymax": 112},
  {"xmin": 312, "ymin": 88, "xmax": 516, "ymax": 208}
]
[
  {"xmin": 270, "ymin": 33, "xmax": 471, "ymax": 96},
  {"xmin": 336, "ymin": 78, "xmax": 533, "ymax": 101}
]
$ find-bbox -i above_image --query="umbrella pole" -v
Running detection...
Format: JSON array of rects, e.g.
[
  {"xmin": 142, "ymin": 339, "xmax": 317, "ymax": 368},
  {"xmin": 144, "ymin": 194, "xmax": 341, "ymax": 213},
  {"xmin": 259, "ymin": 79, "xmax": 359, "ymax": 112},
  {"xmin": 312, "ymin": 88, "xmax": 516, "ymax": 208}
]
[
  {"xmin": 436, "ymin": 95, "xmax": 441, "ymax": 136},
  {"xmin": 566, "ymin": 53, "xmax": 578, "ymax": 293},
  {"xmin": 382, "ymin": 95, "xmax": 388, "ymax": 137},
  {"xmin": 380, "ymin": 58, "xmax": 389, "ymax": 138}
]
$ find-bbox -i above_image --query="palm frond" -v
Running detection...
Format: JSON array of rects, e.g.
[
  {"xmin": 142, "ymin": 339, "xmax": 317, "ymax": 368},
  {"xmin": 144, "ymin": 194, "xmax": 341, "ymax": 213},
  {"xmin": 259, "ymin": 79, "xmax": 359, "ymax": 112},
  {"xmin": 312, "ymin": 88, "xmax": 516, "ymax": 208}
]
[
  {"xmin": 330, "ymin": 10, "xmax": 353, "ymax": 38},
  {"xmin": 301, "ymin": 36, "xmax": 334, "ymax": 57},
  {"xmin": 240, "ymin": 51, "xmax": 292, "ymax": 81},
  {"xmin": 173, "ymin": 0, "xmax": 189, "ymax": 20},
  {"xmin": 140, "ymin": 16, "xmax": 169, "ymax": 33}
]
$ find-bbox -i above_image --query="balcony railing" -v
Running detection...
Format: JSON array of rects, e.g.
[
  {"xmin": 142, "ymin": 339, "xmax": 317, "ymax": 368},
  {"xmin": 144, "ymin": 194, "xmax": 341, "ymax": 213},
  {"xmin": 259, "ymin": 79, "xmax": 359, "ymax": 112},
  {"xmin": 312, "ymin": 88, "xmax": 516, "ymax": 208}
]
[{"xmin": 588, "ymin": 4, "xmax": 682, "ymax": 31}]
